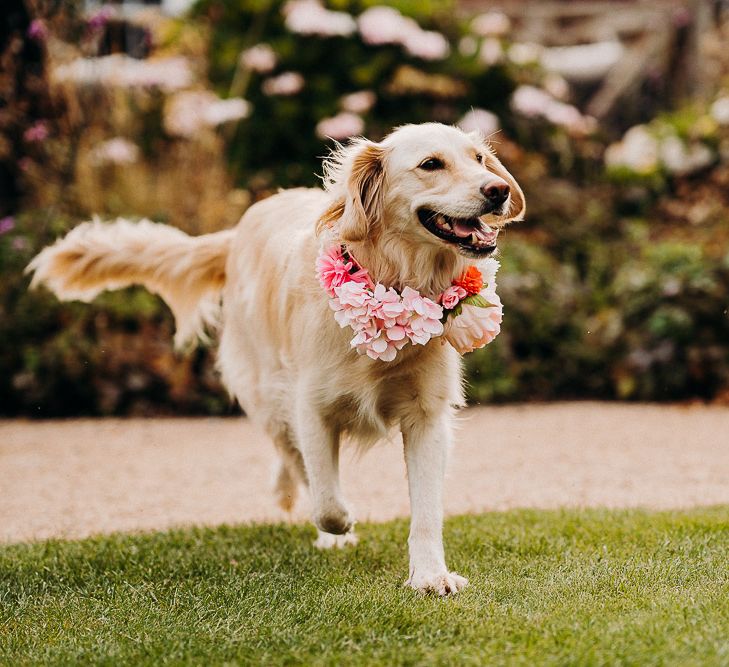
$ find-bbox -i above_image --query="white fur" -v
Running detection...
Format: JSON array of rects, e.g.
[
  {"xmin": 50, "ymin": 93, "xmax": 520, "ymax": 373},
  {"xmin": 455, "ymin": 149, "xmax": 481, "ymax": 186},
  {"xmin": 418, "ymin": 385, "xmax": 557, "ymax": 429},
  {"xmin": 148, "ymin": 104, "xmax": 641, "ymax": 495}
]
[{"xmin": 28, "ymin": 123, "xmax": 525, "ymax": 596}]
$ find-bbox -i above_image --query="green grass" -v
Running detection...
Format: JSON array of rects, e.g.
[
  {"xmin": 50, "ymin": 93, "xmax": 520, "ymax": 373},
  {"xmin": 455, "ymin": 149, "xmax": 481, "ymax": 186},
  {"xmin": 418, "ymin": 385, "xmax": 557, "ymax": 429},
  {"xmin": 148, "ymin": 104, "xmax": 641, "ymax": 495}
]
[{"xmin": 1, "ymin": 508, "xmax": 728, "ymax": 666}]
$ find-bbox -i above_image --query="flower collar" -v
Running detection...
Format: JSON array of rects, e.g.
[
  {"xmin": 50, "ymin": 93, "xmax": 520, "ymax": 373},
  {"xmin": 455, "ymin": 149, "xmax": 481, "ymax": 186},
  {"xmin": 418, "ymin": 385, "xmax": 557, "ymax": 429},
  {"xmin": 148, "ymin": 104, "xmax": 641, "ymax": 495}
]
[{"xmin": 316, "ymin": 244, "xmax": 502, "ymax": 361}]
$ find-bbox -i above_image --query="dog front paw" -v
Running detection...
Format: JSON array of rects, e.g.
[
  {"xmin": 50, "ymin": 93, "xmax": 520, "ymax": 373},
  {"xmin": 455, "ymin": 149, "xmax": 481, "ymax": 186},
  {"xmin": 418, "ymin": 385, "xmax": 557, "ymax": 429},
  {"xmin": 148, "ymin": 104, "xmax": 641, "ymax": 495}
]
[
  {"xmin": 313, "ymin": 506, "xmax": 354, "ymax": 535},
  {"xmin": 406, "ymin": 570, "xmax": 468, "ymax": 596},
  {"xmin": 313, "ymin": 529, "xmax": 358, "ymax": 550}
]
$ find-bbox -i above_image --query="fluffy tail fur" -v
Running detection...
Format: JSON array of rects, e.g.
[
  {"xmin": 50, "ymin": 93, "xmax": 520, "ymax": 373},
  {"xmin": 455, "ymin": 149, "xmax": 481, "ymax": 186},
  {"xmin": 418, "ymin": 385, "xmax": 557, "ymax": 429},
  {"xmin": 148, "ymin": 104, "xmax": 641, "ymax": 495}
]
[{"xmin": 27, "ymin": 217, "xmax": 234, "ymax": 347}]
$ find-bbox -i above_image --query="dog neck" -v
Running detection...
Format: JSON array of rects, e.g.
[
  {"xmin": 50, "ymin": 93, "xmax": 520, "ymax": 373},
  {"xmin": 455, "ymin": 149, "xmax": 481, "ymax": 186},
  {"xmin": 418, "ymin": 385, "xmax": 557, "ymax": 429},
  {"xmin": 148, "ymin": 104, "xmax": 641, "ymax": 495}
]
[{"xmin": 344, "ymin": 239, "xmax": 468, "ymax": 299}]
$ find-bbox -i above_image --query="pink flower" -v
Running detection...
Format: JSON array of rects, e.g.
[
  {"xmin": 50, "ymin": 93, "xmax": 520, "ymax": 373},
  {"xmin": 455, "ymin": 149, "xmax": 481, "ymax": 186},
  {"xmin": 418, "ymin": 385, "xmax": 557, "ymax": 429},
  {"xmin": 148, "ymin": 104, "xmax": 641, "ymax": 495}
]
[
  {"xmin": 458, "ymin": 109, "xmax": 499, "ymax": 137},
  {"xmin": 443, "ymin": 299, "xmax": 502, "ymax": 354},
  {"xmin": 440, "ymin": 285, "xmax": 467, "ymax": 310},
  {"xmin": 316, "ymin": 112, "xmax": 364, "ymax": 141},
  {"xmin": 364, "ymin": 331, "xmax": 397, "ymax": 361},
  {"xmin": 334, "ymin": 281, "xmax": 371, "ymax": 308},
  {"xmin": 511, "ymin": 85, "xmax": 595, "ymax": 136},
  {"xmin": 471, "ymin": 11, "xmax": 511, "ymax": 37},
  {"xmin": 12, "ymin": 236, "xmax": 30, "ymax": 252},
  {"xmin": 407, "ymin": 315, "xmax": 444, "ymax": 345},
  {"xmin": 240, "ymin": 44, "xmax": 277, "ymax": 73},
  {"xmin": 88, "ymin": 7, "xmax": 114, "ymax": 31},
  {"xmin": 401, "ymin": 287, "xmax": 442, "ymax": 320},
  {"xmin": 369, "ymin": 284, "xmax": 405, "ymax": 325},
  {"xmin": 358, "ymin": 6, "xmax": 410, "ymax": 45},
  {"xmin": 403, "ymin": 30, "xmax": 450, "ymax": 61},
  {"xmin": 165, "ymin": 91, "xmax": 250, "ymax": 138},
  {"xmin": 385, "ymin": 325, "xmax": 407, "ymax": 343},
  {"xmin": 23, "ymin": 121, "xmax": 49, "ymax": 143},
  {"xmin": 479, "ymin": 38, "xmax": 503, "ymax": 65},
  {"xmin": 52, "ymin": 55, "xmax": 193, "ymax": 91},
  {"xmin": 358, "ymin": 7, "xmax": 449, "ymax": 60},
  {"xmin": 332, "ymin": 282, "xmax": 371, "ymax": 328},
  {"xmin": 316, "ymin": 245, "xmax": 370, "ymax": 295},
  {"xmin": 283, "ymin": 0, "xmax": 356, "ymax": 37},
  {"xmin": 511, "ymin": 85, "xmax": 552, "ymax": 118},
  {"xmin": 340, "ymin": 90, "xmax": 376, "ymax": 114},
  {"xmin": 401, "ymin": 287, "xmax": 444, "ymax": 345},
  {"xmin": 27, "ymin": 19, "xmax": 48, "ymax": 42},
  {"xmin": 0, "ymin": 217, "xmax": 15, "ymax": 234},
  {"xmin": 262, "ymin": 71, "xmax": 304, "ymax": 96},
  {"xmin": 90, "ymin": 138, "xmax": 139, "ymax": 166}
]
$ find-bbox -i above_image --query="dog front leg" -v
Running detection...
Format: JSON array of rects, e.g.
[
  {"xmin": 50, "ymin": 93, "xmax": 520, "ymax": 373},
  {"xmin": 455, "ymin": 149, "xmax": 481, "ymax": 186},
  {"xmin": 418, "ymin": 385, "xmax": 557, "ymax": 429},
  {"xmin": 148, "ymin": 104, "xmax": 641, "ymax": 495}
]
[
  {"xmin": 402, "ymin": 417, "xmax": 468, "ymax": 596},
  {"xmin": 294, "ymin": 411, "xmax": 354, "ymax": 537}
]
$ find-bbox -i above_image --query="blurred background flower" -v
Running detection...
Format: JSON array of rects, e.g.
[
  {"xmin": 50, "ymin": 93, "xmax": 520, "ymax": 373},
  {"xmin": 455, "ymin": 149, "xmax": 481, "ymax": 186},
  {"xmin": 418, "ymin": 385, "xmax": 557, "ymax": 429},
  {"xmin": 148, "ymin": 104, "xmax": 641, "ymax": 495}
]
[
  {"xmin": 89, "ymin": 137, "xmax": 140, "ymax": 165},
  {"xmin": 283, "ymin": 0, "xmax": 356, "ymax": 37},
  {"xmin": 316, "ymin": 112, "xmax": 364, "ymax": 140}
]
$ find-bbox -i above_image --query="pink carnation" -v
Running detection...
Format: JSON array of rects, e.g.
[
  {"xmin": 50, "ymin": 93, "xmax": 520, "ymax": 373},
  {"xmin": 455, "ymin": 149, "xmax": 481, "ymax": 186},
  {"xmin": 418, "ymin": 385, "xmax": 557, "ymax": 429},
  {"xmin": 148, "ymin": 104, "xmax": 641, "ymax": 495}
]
[{"xmin": 316, "ymin": 245, "xmax": 370, "ymax": 296}]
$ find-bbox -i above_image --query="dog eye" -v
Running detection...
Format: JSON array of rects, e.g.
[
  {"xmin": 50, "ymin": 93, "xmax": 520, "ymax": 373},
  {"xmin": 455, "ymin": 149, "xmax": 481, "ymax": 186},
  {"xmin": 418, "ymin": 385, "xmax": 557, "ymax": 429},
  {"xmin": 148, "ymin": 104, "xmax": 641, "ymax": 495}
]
[
  {"xmin": 475, "ymin": 153, "xmax": 483, "ymax": 164},
  {"xmin": 418, "ymin": 157, "xmax": 445, "ymax": 171}
]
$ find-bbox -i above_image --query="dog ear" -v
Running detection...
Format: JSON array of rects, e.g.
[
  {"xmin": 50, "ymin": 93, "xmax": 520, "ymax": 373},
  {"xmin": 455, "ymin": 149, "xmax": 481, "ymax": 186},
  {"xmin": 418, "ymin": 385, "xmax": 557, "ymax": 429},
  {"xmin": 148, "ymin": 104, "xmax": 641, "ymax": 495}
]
[
  {"xmin": 319, "ymin": 141, "xmax": 385, "ymax": 242},
  {"xmin": 468, "ymin": 131, "xmax": 526, "ymax": 222}
]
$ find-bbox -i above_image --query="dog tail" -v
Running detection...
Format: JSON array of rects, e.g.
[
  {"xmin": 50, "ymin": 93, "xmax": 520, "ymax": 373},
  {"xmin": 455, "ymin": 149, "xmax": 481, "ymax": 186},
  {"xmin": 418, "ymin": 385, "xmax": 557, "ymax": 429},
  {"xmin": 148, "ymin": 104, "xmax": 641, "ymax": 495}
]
[{"xmin": 27, "ymin": 217, "xmax": 234, "ymax": 347}]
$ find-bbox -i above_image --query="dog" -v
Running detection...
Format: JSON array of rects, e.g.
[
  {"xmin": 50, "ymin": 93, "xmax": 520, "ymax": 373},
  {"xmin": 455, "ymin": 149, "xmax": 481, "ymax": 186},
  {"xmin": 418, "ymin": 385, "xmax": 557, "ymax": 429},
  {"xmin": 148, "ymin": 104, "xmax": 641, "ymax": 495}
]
[{"xmin": 29, "ymin": 122, "xmax": 525, "ymax": 596}]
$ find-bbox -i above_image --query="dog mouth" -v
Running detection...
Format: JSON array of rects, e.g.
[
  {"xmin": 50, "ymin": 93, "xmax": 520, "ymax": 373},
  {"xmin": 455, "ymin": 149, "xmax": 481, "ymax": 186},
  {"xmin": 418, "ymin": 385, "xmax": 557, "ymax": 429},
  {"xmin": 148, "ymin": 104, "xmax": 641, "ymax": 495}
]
[{"xmin": 416, "ymin": 209, "xmax": 498, "ymax": 256}]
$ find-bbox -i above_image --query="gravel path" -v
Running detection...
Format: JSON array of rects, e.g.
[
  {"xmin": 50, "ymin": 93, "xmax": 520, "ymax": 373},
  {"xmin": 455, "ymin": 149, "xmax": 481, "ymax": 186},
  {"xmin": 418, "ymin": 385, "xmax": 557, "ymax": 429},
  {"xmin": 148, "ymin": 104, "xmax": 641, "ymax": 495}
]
[{"xmin": 1, "ymin": 402, "xmax": 728, "ymax": 544}]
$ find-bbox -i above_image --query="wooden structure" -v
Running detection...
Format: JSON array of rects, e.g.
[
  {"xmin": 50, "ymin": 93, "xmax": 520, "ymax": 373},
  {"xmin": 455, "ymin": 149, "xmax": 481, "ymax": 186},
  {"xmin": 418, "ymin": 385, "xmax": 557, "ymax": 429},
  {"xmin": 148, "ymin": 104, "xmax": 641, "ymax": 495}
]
[{"xmin": 458, "ymin": 0, "xmax": 720, "ymax": 124}]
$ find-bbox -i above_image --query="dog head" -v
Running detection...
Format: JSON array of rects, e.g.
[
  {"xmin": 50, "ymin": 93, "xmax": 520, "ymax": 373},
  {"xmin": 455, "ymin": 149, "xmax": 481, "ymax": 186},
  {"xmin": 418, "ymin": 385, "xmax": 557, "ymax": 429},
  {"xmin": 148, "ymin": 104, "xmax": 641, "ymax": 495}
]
[{"xmin": 320, "ymin": 123, "xmax": 525, "ymax": 260}]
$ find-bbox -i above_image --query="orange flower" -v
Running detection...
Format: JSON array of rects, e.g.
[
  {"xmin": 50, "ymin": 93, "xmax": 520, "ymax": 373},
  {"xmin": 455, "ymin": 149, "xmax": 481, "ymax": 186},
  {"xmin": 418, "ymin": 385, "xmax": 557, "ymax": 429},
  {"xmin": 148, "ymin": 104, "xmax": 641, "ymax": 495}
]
[{"xmin": 453, "ymin": 266, "xmax": 483, "ymax": 295}]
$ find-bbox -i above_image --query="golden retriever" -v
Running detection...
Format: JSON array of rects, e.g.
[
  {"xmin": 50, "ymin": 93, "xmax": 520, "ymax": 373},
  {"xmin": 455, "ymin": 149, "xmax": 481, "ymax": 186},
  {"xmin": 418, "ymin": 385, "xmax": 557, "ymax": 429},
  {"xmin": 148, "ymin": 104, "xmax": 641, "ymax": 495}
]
[{"xmin": 29, "ymin": 122, "xmax": 525, "ymax": 595}]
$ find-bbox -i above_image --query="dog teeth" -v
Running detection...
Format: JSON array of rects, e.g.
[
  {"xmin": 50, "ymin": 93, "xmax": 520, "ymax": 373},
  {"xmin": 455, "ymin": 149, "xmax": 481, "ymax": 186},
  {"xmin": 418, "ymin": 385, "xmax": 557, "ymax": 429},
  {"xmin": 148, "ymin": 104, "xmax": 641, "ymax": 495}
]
[
  {"xmin": 436, "ymin": 216, "xmax": 452, "ymax": 232},
  {"xmin": 470, "ymin": 233, "xmax": 478, "ymax": 245}
]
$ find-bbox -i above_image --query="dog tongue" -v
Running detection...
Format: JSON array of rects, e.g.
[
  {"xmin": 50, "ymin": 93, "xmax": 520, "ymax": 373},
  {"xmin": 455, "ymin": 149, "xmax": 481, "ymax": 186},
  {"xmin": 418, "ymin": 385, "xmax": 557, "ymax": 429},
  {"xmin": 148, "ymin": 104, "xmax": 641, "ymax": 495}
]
[
  {"xmin": 451, "ymin": 219, "xmax": 477, "ymax": 238},
  {"xmin": 475, "ymin": 225, "xmax": 498, "ymax": 245},
  {"xmin": 451, "ymin": 219, "xmax": 499, "ymax": 244}
]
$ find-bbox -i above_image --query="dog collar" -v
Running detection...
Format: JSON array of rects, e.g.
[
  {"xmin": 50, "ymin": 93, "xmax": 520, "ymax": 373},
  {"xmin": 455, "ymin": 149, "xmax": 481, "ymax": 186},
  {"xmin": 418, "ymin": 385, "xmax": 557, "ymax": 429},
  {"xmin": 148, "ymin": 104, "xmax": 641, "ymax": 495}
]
[{"xmin": 315, "ymin": 244, "xmax": 502, "ymax": 361}]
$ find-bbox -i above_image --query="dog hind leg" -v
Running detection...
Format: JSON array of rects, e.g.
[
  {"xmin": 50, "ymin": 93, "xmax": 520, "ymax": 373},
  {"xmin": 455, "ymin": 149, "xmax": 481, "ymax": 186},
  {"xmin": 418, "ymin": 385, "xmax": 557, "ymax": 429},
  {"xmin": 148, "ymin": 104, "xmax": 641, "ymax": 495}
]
[
  {"xmin": 270, "ymin": 428, "xmax": 307, "ymax": 512},
  {"xmin": 273, "ymin": 460, "xmax": 298, "ymax": 512}
]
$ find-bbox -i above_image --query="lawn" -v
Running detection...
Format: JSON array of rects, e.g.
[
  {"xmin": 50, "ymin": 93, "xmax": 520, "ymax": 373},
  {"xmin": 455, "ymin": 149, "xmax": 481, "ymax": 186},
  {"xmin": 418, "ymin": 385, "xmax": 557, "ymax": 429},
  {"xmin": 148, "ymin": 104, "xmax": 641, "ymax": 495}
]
[{"xmin": 1, "ymin": 508, "xmax": 728, "ymax": 666}]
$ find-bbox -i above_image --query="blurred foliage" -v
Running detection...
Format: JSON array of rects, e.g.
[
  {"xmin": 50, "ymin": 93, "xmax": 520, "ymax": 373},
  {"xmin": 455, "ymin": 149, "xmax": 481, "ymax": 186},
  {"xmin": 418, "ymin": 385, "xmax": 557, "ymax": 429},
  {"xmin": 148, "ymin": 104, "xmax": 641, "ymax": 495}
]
[
  {"xmin": 2, "ymin": 1, "xmax": 729, "ymax": 415},
  {"xmin": 467, "ymin": 222, "xmax": 729, "ymax": 403}
]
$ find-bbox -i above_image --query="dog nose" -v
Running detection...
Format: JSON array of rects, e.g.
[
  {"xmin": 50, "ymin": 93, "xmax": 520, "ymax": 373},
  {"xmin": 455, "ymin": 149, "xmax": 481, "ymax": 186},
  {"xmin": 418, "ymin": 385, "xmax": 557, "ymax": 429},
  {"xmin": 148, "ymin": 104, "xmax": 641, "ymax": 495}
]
[{"xmin": 480, "ymin": 181, "xmax": 510, "ymax": 208}]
